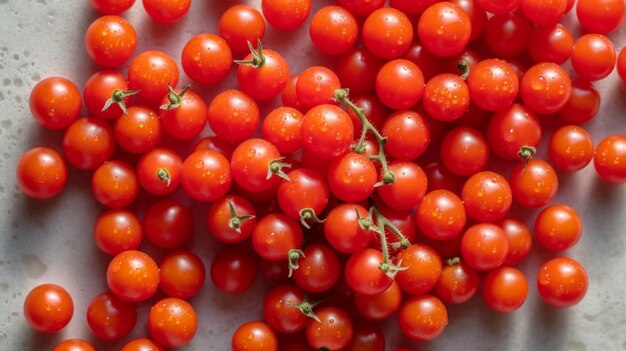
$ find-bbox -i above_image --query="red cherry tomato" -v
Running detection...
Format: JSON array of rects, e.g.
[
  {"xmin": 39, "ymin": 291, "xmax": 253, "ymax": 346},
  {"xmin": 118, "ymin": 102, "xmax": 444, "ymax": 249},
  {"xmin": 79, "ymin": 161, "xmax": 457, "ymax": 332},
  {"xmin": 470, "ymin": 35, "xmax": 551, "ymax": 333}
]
[
  {"xmin": 535, "ymin": 204, "xmax": 583, "ymax": 251},
  {"xmin": 90, "ymin": 0, "xmax": 135, "ymax": 15},
  {"xmin": 451, "ymin": 0, "xmax": 488, "ymax": 41},
  {"xmin": 137, "ymin": 147, "xmax": 182, "ymax": 195},
  {"xmin": 83, "ymin": 70, "xmax": 134, "ymax": 120},
  {"xmin": 16, "ymin": 147, "xmax": 67, "ymax": 199},
  {"xmin": 395, "ymin": 244, "xmax": 442, "ymax": 295},
  {"xmin": 521, "ymin": 0, "xmax": 567, "ymax": 25},
  {"xmin": 261, "ymin": 0, "xmax": 311, "ymax": 31},
  {"xmin": 93, "ymin": 209, "xmax": 143, "ymax": 255},
  {"xmin": 381, "ymin": 110, "xmax": 431, "ymax": 160},
  {"xmin": 537, "ymin": 257, "xmax": 588, "ymax": 307},
  {"xmin": 85, "ymin": 15, "xmax": 137, "ymax": 67},
  {"xmin": 23, "ymin": 284, "xmax": 73, "ymax": 333},
  {"xmin": 293, "ymin": 244, "xmax": 341, "ymax": 293},
  {"xmin": 548, "ymin": 125, "xmax": 594, "ymax": 172},
  {"xmin": 462, "ymin": 171, "xmax": 513, "ymax": 223},
  {"xmin": 398, "ymin": 294, "xmax": 448, "ymax": 341},
  {"xmin": 53, "ymin": 339, "xmax": 96, "ymax": 351},
  {"xmin": 476, "ymin": 0, "xmax": 521, "ymax": 14},
  {"xmin": 335, "ymin": 47, "xmax": 383, "ymax": 95},
  {"xmin": 403, "ymin": 41, "xmax": 444, "ymax": 81},
  {"xmin": 354, "ymin": 280, "xmax": 402, "ymax": 320},
  {"xmin": 262, "ymin": 107, "xmax": 304, "ymax": 154},
  {"xmin": 497, "ymin": 218, "xmax": 532, "ymax": 266},
  {"xmin": 296, "ymin": 66, "xmax": 341, "ymax": 111},
  {"xmin": 461, "ymin": 223, "xmax": 509, "ymax": 271},
  {"xmin": 305, "ymin": 307, "xmax": 353, "ymax": 350},
  {"xmin": 232, "ymin": 321, "xmax": 278, "ymax": 351},
  {"xmin": 618, "ymin": 46, "xmax": 626, "ymax": 85},
  {"xmin": 528, "ymin": 23, "xmax": 574, "ymax": 64},
  {"xmin": 143, "ymin": 200, "xmax": 192, "ymax": 249},
  {"xmin": 327, "ymin": 152, "xmax": 377, "ymax": 203},
  {"xmin": 128, "ymin": 50, "xmax": 179, "ymax": 101},
  {"xmin": 237, "ymin": 48, "xmax": 290, "ymax": 101},
  {"xmin": 487, "ymin": 103, "xmax": 542, "ymax": 160},
  {"xmin": 482, "ymin": 266, "xmax": 529, "ymax": 312},
  {"xmin": 576, "ymin": 0, "xmax": 626, "ymax": 34},
  {"xmin": 441, "ymin": 127, "xmax": 489, "ymax": 177},
  {"xmin": 159, "ymin": 88, "xmax": 207, "ymax": 140},
  {"xmin": 416, "ymin": 190, "xmax": 467, "ymax": 240},
  {"xmin": 193, "ymin": 136, "xmax": 235, "ymax": 158},
  {"xmin": 148, "ymin": 298, "xmax": 197, "ymax": 348},
  {"xmin": 484, "ymin": 12, "xmax": 533, "ymax": 58},
  {"xmin": 207, "ymin": 89, "xmax": 260, "ymax": 142},
  {"xmin": 87, "ymin": 291, "xmax": 136, "ymax": 341},
  {"xmin": 211, "ymin": 247, "xmax": 257, "ymax": 294},
  {"xmin": 231, "ymin": 138, "xmax": 285, "ymax": 193},
  {"xmin": 29, "ymin": 77, "xmax": 81, "ymax": 130},
  {"xmin": 263, "ymin": 284, "xmax": 308, "ymax": 334},
  {"xmin": 558, "ymin": 80, "xmax": 600, "ymax": 125},
  {"xmin": 278, "ymin": 168, "xmax": 329, "ymax": 224},
  {"xmin": 418, "ymin": 2, "xmax": 471, "ymax": 57},
  {"xmin": 362, "ymin": 7, "xmax": 413, "ymax": 60},
  {"xmin": 106, "ymin": 250, "xmax": 160, "ymax": 302},
  {"xmin": 423, "ymin": 161, "xmax": 463, "ymax": 193},
  {"xmin": 181, "ymin": 34, "xmax": 232, "ymax": 85},
  {"xmin": 435, "ymin": 260, "xmax": 479, "ymax": 304},
  {"xmin": 309, "ymin": 6, "xmax": 358, "ymax": 56},
  {"xmin": 252, "ymin": 213, "xmax": 304, "ymax": 261},
  {"xmin": 207, "ymin": 195, "xmax": 257, "ymax": 243},
  {"xmin": 142, "ymin": 0, "xmax": 191, "ymax": 24},
  {"xmin": 376, "ymin": 59, "xmax": 425, "ymax": 110},
  {"xmin": 510, "ymin": 158, "xmax": 559, "ymax": 208},
  {"xmin": 377, "ymin": 161, "xmax": 427, "ymax": 211},
  {"xmin": 62, "ymin": 117, "xmax": 116, "ymax": 171},
  {"xmin": 423, "ymin": 73, "xmax": 470, "ymax": 122},
  {"xmin": 159, "ymin": 250, "xmax": 205, "ymax": 299},
  {"xmin": 345, "ymin": 248, "xmax": 392, "ymax": 296},
  {"xmin": 337, "ymin": 0, "xmax": 385, "ymax": 16},
  {"xmin": 571, "ymin": 34, "xmax": 616, "ymax": 82},
  {"xmin": 114, "ymin": 105, "xmax": 162, "ymax": 154},
  {"xmin": 467, "ymin": 59, "xmax": 519, "ymax": 112},
  {"xmin": 121, "ymin": 338, "xmax": 164, "ymax": 351},
  {"xmin": 594, "ymin": 135, "xmax": 626, "ymax": 184},
  {"xmin": 520, "ymin": 62, "xmax": 572, "ymax": 115},
  {"xmin": 180, "ymin": 149, "xmax": 232, "ymax": 202},
  {"xmin": 324, "ymin": 203, "xmax": 372, "ymax": 254},
  {"xmin": 219, "ymin": 4, "xmax": 265, "ymax": 53},
  {"xmin": 91, "ymin": 160, "xmax": 138, "ymax": 208},
  {"xmin": 301, "ymin": 104, "xmax": 354, "ymax": 159}
]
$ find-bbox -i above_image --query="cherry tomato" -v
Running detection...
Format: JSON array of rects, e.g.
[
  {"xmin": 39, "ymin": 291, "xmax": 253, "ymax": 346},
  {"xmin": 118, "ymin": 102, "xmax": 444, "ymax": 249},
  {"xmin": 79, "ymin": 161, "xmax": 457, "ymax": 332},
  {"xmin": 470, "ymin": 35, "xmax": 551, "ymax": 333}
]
[
  {"xmin": 528, "ymin": 23, "xmax": 574, "ymax": 64},
  {"xmin": 571, "ymin": 34, "xmax": 616, "ymax": 82},
  {"xmin": 398, "ymin": 294, "xmax": 448, "ymax": 341},
  {"xmin": 435, "ymin": 260, "xmax": 479, "ymax": 304},
  {"xmin": 62, "ymin": 117, "xmax": 116, "ymax": 171},
  {"xmin": 261, "ymin": 107, "xmax": 304, "ymax": 154},
  {"xmin": 16, "ymin": 147, "xmax": 67, "ymax": 199},
  {"xmin": 293, "ymin": 244, "xmax": 341, "ymax": 293},
  {"xmin": 159, "ymin": 87, "xmax": 207, "ymax": 140},
  {"xmin": 376, "ymin": 59, "xmax": 425, "ymax": 110},
  {"xmin": 403, "ymin": 41, "xmax": 443, "ymax": 82},
  {"xmin": 107, "ymin": 250, "xmax": 159, "ymax": 302},
  {"xmin": 121, "ymin": 338, "xmax": 164, "ymax": 351},
  {"xmin": 381, "ymin": 110, "xmax": 431, "ymax": 160},
  {"xmin": 484, "ymin": 12, "xmax": 533, "ymax": 58},
  {"xmin": 193, "ymin": 136, "xmax": 235, "ymax": 158},
  {"xmin": 461, "ymin": 223, "xmax": 509, "ymax": 271},
  {"xmin": 345, "ymin": 248, "xmax": 392, "ymax": 296},
  {"xmin": 418, "ymin": 2, "xmax": 471, "ymax": 57},
  {"xmin": 231, "ymin": 138, "xmax": 285, "ymax": 193},
  {"xmin": 296, "ymin": 66, "xmax": 341, "ymax": 111},
  {"xmin": 143, "ymin": 200, "xmax": 192, "ymax": 248},
  {"xmin": 510, "ymin": 158, "xmax": 559, "ymax": 208},
  {"xmin": 159, "ymin": 250, "xmax": 205, "ymax": 298},
  {"xmin": 521, "ymin": 0, "xmax": 567, "ymax": 25},
  {"xmin": 390, "ymin": 0, "xmax": 437, "ymax": 14},
  {"xmin": 345, "ymin": 95, "xmax": 387, "ymax": 135},
  {"xmin": 520, "ymin": 62, "xmax": 572, "ymax": 115},
  {"xmin": 594, "ymin": 135, "xmax": 626, "ymax": 184},
  {"xmin": 282, "ymin": 74, "xmax": 304, "ymax": 111},
  {"xmin": 23, "ymin": 284, "xmax": 73, "ymax": 334},
  {"xmin": 462, "ymin": 171, "xmax": 512, "ymax": 223},
  {"xmin": 137, "ymin": 147, "xmax": 182, "ymax": 195},
  {"xmin": 535, "ymin": 204, "xmax": 583, "ymax": 251},
  {"xmin": 92, "ymin": 160, "xmax": 138, "ymax": 208},
  {"xmin": 252, "ymin": 213, "xmax": 304, "ymax": 261},
  {"xmin": 90, "ymin": 0, "xmax": 135, "ymax": 14},
  {"xmin": 337, "ymin": 0, "xmax": 385, "ymax": 16},
  {"xmin": 85, "ymin": 15, "xmax": 137, "ymax": 67},
  {"xmin": 309, "ymin": 6, "xmax": 358, "ymax": 56},
  {"xmin": 576, "ymin": 0, "xmax": 626, "ymax": 34},
  {"xmin": 487, "ymin": 103, "xmax": 541, "ymax": 161},
  {"xmin": 83, "ymin": 70, "xmax": 134, "ymax": 120},
  {"xmin": 422, "ymin": 73, "xmax": 470, "ymax": 122},
  {"xmin": 324, "ymin": 203, "xmax": 372, "ymax": 254},
  {"xmin": 327, "ymin": 152, "xmax": 377, "ymax": 203},
  {"xmin": 344, "ymin": 323, "xmax": 385, "ymax": 351},
  {"xmin": 362, "ymin": 7, "xmax": 413, "ymax": 60},
  {"xmin": 207, "ymin": 195, "xmax": 256, "ymax": 243},
  {"xmin": 423, "ymin": 161, "xmax": 463, "ymax": 193},
  {"xmin": 94, "ymin": 209, "xmax": 143, "ymax": 255},
  {"xmin": 181, "ymin": 34, "xmax": 232, "ymax": 85},
  {"xmin": 476, "ymin": 0, "xmax": 521, "ymax": 14},
  {"xmin": 558, "ymin": 80, "xmax": 600, "ymax": 125},
  {"xmin": 467, "ymin": 59, "xmax": 519, "ymax": 112},
  {"xmin": 29, "ymin": 77, "xmax": 81, "ymax": 130},
  {"xmin": 180, "ymin": 149, "xmax": 232, "ymax": 202},
  {"xmin": 335, "ymin": 47, "xmax": 383, "ymax": 95},
  {"xmin": 232, "ymin": 321, "xmax": 278, "ymax": 351},
  {"xmin": 278, "ymin": 168, "xmax": 329, "ymax": 224},
  {"xmin": 148, "ymin": 297, "xmax": 197, "ymax": 348},
  {"xmin": 377, "ymin": 161, "xmax": 427, "ymax": 211},
  {"xmin": 207, "ymin": 89, "xmax": 260, "ymax": 142},
  {"xmin": 395, "ymin": 244, "xmax": 442, "ymax": 295},
  {"xmin": 354, "ymin": 280, "xmax": 402, "ymax": 320},
  {"xmin": 441, "ymin": 127, "xmax": 489, "ymax": 177},
  {"xmin": 618, "ymin": 46, "xmax": 626, "ymax": 85},
  {"xmin": 482, "ymin": 266, "xmax": 529, "ymax": 312},
  {"xmin": 53, "ymin": 339, "xmax": 96, "ymax": 351},
  {"xmin": 305, "ymin": 307, "xmax": 353, "ymax": 350},
  {"xmin": 142, "ymin": 0, "xmax": 191, "ymax": 24},
  {"xmin": 219, "ymin": 4, "xmax": 265, "ymax": 53},
  {"xmin": 114, "ymin": 105, "xmax": 162, "ymax": 154},
  {"xmin": 548, "ymin": 125, "xmax": 594, "ymax": 172},
  {"xmin": 497, "ymin": 218, "xmax": 532, "ymax": 266},
  {"xmin": 128, "ymin": 50, "xmax": 179, "ymax": 101},
  {"xmin": 417, "ymin": 190, "xmax": 467, "ymax": 240},
  {"xmin": 301, "ymin": 104, "xmax": 354, "ymax": 159},
  {"xmin": 261, "ymin": 0, "xmax": 311, "ymax": 31},
  {"xmin": 263, "ymin": 284, "xmax": 308, "ymax": 334},
  {"xmin": 237, "ymin": 47, "xmax": 290, "ymax": 101},
  {"xmin": 451, "ymin": 0, "xmax": 488, "ymax": 41},
  {"xmin": 87, "ymin": 291, "xmax": 136, "ymax": 341},
  {"xmin": 537, "ymin": 257, "xmax": 588, "ymax": 307},
  {"xmin": 211, "ymin": 247, "xmax": 257, "ymax": 294}
]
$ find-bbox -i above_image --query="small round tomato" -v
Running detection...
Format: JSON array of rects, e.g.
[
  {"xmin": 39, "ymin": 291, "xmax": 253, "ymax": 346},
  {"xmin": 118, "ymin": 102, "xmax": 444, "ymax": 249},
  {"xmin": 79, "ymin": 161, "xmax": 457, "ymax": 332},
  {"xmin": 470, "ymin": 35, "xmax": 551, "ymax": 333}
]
[
  {"xmin": 528, "ymin": 23, "xmax": 574, "ymax": 64},
  {"xmin": 87, "ymin": 291, "xmax": 136, "ymax": 341},
  {"xmin": 461, "ymin": 223, "xmax": 509, "ymax": 271},
  {"xmin": 324, "ymin": 203, "xmax": 372, "ymax": 254},
  {"xmin": 510, "ymin": 158, "xmax": 559, "ymax": 208},
  {"xmin": 193, "ymin": 136, "xmax": 235, "ymax": 158},
  {"xmin": 487, "ymin": 103, "xmax": 542, "ymax": 160},
  {"xmin": 142, "ymin": 0, "xmax": 191, "ymax": 24},
  {"xmin": 159, "ymin": 250, "xmax": 205, "ymax": 299},
  {"xmin": 572, "ymin": 34, "xmax": 616, "ymax": 82},
  {"xmin": 114, "ymin": 105, "xmax": 162, "ymax": 153},
  {"xmin": 305, "ymin": 307, "xmax": 353, "ymax": 350},
  {"xmin": 376, "ymin": 59, "xmax": 425, "ymax": 110},
  {"xmin": 416, "ymin": 190, "xmax": 467, "ymax": 240},
  {"xmin": 497, "ymin": 218, "xmax": 532, "ymax": 266},
  {"xmin": 558, "ymin": 80, "xmax": 600, "ymax": 125},
  {"xmin": 29, "ymin": 77, "xmax": 81, "ymax": 130},
  {"xmin": 263, "ymin": 284, "xmax": 308, "ymax": 334},
  {"xmin": 207, "ymin": 195, "xmax": 256, "ymax": 243},
  {"xmin": 121, "ymin": 338, "xmax": 164, "ymax": 351},
  {"xmin": 451, "ymin": 0, "xmax": 488, "ymax": 41},
  {"xmin": 262, "ymin": 107, "xmax": 304, "ymax": 154},
  {"xmin": 90, "ymin": 0, "xmax": 135, "ymax": 14},
  {"xmin": 137, "ymin": 147, "xmax": 182, "ymax": 195},
  {"xmin": 148, "ymin": 298, "xmax": 197, "ymax": 348},
  {"xmin": 207, "ymin": 89, "xmax": 260, "ymax": 142},
  {"xmin": 309, "ymin": 6, "xmax": 358, "ymax": 56},
  {"xmin": 548, "ymin": 125, "xmax": 594, "ymax": 172},
  {"xmin": 24, "ymin": 284, "xmax": 73, "ymax": 334},
  {"xmin": 576, "ymin": 0, "xmax": 625, "ymax": 34},
  {"xmin": 398, "ymin": 294, "xmax": 448, "ymax": 341},
  {"xmin": 462, "ymin": 171, "xmax": 512, "ymax": 223},
  {"xmin": 482, "ymin": 266, "xmax": 529, "ymax": 312},
  {"xmin": 16, "ymin": 147, "xmax": 67, "ymax": 199},
  {"xmin": 537, "ymin": 257, "xmax": 588, "ymax": 307},
  {"xmin": 418, "ymin": 2, "xmax": 471, "ymax": 57},
  {"xmin": 296, "ymin": 66, "xmax": 341, "ymax": 111},
  {"xmin": 160, "ymin": 87, "xmax": 207, "ymax": 140},
  {"xmin": 377, "ymin": 161, "xmax": 427, "ymax": 211},
  {"xmin": 128, "ymin": 50, "xmax": 179, "ymax": 101},
  {"xmin": 281, "ymin": 74, "xmax": 303, "ymax": 111},
  {"xmin": 343, "ymin": 323, "xmax": 384, "ymax": 351},
  {"xmin": 337, "ymin": 0, "xmax": 385, "ymax": 16},
  {"xmin": 53, "ymin": 339, "xmax": 96, "ymax": 351},
  {"xmin": 594, "ymin": 135, "xmax": 626, "ymax": 184},
  {"xmin": 232, "ymin": 321, "xmax": 278, "ymax": 351},
  {"xmin": 362, "ymin": 7, "xmax": 413, "ymax": 60},
  {"xmin": 535, "ymin": 204, "xmax": 583, "ymax": 251},
  {"xmin": 237, "ymin": 47, "xmax": 290, "ymax": 101},
  {"xmin": 181, "ymin": 34, "xmax": 232, "ymax": 85},
  {"xmin": 293, "ymin": 244, "xmax": 341, "ymax": 293},
  {"xmin": 107, "ymin": 250, "xmax": 160, "ymax": 302},
  {"xmin": 522, "ymin": 0, "xmax": 567, "ymax": 25},
  {"xmin": 278, "ymin": 168, "xmax": 329, "ymax": 224},
  {"xmin": 252, "ymin": 213, "xmax": 304, "ymax": 261},
  {"xmin": 484, "ymin": 12, "xmax": 533, "ymax": 58},
  {"xmin": 467, "ymin": 59, "xmax": 519, "ymax": 112},
  {"xmin": 301, "ymin": 104, "xmax": 354, "ymax": 159},
  {"xmin": 94, "ymin": 209, "xmax": 143, "ymax": 255},
  {"xmin": 335, "ymin": 47, "xmax": 384, "ymax": 95},
  {"xmin": 403, "ymin": 41, "xmax": 444, "ymax": 81},
  {"xmin": 220, "ymin": 4, "xmax": 266, "ymax": 53},
  {"xmin": 180, "ymin": 149, "xmax": 232, "ymax": 202},
  {"xmin": 327, "ymin": 152, "xmax": 377, "ymax": 203},
  {"xmin": 423, "ymin": 73, "xmax": 470, "ymax": 122},
  {"xmin": 520, "ymin": 62, "xmax": 572, "ymax": 115},
  {"xmin": 354, "ymin": 280, "xmax": 402, "ymax": 320},
  {"xmin": 345, "ymin": 248, "xmax": 392, "ymax": 296},
  {"xmin": 441, "ymin": 127, "xmax": 489, "ymax": 177},
  {"xmin": 618, "ymin": 46, "xmax": 626, "ymax": 85},
  {"xmin": 143, "ymin": 200, "xmax": 192, "ymax": 249},
  {"xmin": 210, "ymin": 247, "xmax": 257, "ymax": 294},
  {"xmin": 345, "ymin": 95, "xmax": 387, "ymax": 134},
  {"xmin": 62, "ymin": 117, "xmax": 116, "ymax": 171},
  {"xmin": 85, "ymin": 15, "xmax": 137, "ymax": 67},
  {"xmin": 423, "ymin": 161, "xmax": 463, "ymax": 193},
  {"xmin": 435, "ymin": 260, "xmax": 479, "ymax": 304},
  {"xmin": 390, "ymin": 0, "xmax": 437, "ymax": 14},
  {"xmin": 262, "ymin": 0, "xmax": 311, "ymax": 31},
  {"xmin": 92, "ymin": 160, "xmax": 138, "ymax": 208},
  {"xmin": 231, "ymin": 138, "xmax": 285, "ymax": 193},
  {"xmin": 381, "ymin": 110, "xmax": 431, "ymax": 160},
  {"xmin": 395, "ymin": 244, "xmax": 442, "ymax": 295},
  {"xmin": 83, "ymin": 70, "xmax": 135, "ymax": 120}
]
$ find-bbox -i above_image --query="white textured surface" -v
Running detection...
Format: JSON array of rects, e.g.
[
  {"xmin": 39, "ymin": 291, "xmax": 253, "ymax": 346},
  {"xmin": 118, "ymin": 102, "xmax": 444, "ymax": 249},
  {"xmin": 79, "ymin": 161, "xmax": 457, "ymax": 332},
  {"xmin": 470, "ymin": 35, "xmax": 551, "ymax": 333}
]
[{"xmin": 1, "ymin": 1, "xmax": 626, "ymax": 350}]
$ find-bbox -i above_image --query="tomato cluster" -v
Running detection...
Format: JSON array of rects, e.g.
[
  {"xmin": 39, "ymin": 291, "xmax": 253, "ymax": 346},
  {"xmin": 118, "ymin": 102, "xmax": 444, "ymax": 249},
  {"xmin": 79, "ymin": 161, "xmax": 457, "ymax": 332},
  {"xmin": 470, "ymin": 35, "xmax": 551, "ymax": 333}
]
[{"xmin": 16, "ymin": 0, "xmax": 626, "ymax": 350}]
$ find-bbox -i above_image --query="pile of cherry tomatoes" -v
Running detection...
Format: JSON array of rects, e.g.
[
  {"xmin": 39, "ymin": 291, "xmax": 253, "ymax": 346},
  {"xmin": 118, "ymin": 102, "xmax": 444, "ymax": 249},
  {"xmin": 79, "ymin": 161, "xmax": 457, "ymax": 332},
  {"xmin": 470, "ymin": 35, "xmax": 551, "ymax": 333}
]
[{"xmin": 14, "ymin": 0, "xmax": 626, "ymax": 350}]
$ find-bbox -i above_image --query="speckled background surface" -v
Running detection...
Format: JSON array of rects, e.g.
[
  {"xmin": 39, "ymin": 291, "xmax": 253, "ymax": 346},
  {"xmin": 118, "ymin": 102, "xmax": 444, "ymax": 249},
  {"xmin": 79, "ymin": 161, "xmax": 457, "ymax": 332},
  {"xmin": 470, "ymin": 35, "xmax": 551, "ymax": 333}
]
[{"xmin": 1, "ymin": 1, "xmax": 626, "ymax": 350}]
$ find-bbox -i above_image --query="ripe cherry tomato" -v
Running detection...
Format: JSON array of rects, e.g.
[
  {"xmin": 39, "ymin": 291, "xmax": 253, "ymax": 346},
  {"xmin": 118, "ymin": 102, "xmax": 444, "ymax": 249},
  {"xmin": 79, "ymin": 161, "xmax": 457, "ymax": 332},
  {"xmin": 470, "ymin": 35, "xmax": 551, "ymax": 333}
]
[
  {"xmin": 377, "ymin": 161, "xmax": 427, "ymax": 211},
  {"xmin": 219, "ymin": 4, "xmax": 265, "ymax": 52},
  {"xmin": 571, "ymin": 34, "xmax": 616, "ymax": 82},
  {"xmin": 207, "ymin": 89, "xmax": 260, "ymax": 142},
  {"xmin": 535, "ymin": 204, "xmax": 582, "ymax": 251},
  {"xmin": 90, "ymin": 0, "xmax": 135, "ymax": 14},
  {"xmin": 180, "ymin": 149, "xmax": 232, "ymax": 202},
  {"xmin": 121, "ymin": 338, "xmax": 164, "ymax": 351},
  {"xmin": 484, "ymin": 12, "xmax": 533, "ymax": 58},
  {"xmin": 87, "ymin": 291, "xmax": 136, "ymax": 341},
  {"xmin": 467, "ymin": 59, "xmax": 519, "ymax": 112},
  {"xmin": 305, "ymin": 307, "xmax": 353, "ymax": 350},
  {"xmin": 128, "ymin": 50, "xmax": 179, "ymax": 101},
  {"xmin": 143, "ymin": 200, "xmax": 192, "ymax": 248},
  {"xmin": 335, "ymin": 48, "xmax": 383, "ymax": 95},
  {"xmin": 345, "ymin": 248, "xmax": 392, "ymax": 296},
  {"xmin": 16, "ymin": 147, "xmax": 67, "ymax": 199},
  {"xmin": 594, "ymin": 135, "xmax": 626, "ymax": 184},
  {"xmin": 252, "ymin": 213, "xmax": 304, "ymax": 261},
  {"xmin": 83, "ymin": 70, "xmax": 134, "ymax": 120},
  {"xmin": 211, "ymin": 247, "xmax": 257, "ymax": 294},
  {"xmin": 487, "ymin": 103, "xmax": 541, "ymax": 160},
  {"xmin": 281, "ymin": 74, "xmax": 304, "ymax": 111},
  {"xmin": 441, "ymin": 127, "xmax": 489, "ymax": 177},
  {"xmin": 232, "ymin": 321, "xmax": 278, "ymax": 351},
  {"xmin": 395, "ymin": 244, "xmax": 442, "ymax": 295},
  {"xmin": 23, "ymin": 284, "xmax": 73, "ymax": 333},
  {"xmin": 461, "ymin": 223, "xmax": 509, "ymax": 271},
  {"xmin": 476, "ymin": 0, "xmax": 521, "ymax": 14},
  {"xmin": 345, "ymin": 95, "xmax": 387, "ymax": 135},
  {"xmin": 181, "ymin": 34, "xmax": 232, "ymax": 85},
  {"xmin": 520, "ymin": 62, "xmax": 572, "ymax": 115},
  {"xmin": 537, "ymin": 257, "xmax": 588, "ymax": 307},
  {"xmin": 85, "ymin": 15, "xmax": 137, "ymax": 67},
  {"xmin": 148, "ymin": 298, "xmax": 197, "ymax": 348},
  {"xmin": 62, "ymin": 117, "xmax": 116, "ymax": 171},
  {"xmin": 482, "ymin": 266, "xmax": 529, "ymax": 312},
  {"xmin": 92, "ymin": 160, "xmax": 138, "ymax": 208},
  {"xmin": 296, "ymin": 66, "xmax": 341, "ymax": 111},
  {"xmin": 618, "ymin": 46, "xmax": 626, "ymax": 85},
  {"xmin": 404, "ymin": 41, "xmax": 444, "ymax": 81},
  {"xmin": 114, "ymin": 105, "xmax": 162, "ymax": 153},
  {"xmin": 416, "ymin": 190, "xmax": 467, "ymax": 240},
  {"xmin": 435, "ymin": 260, "xmax": 479, "ymax": 304},
  {"xmin": 93, "ymin": 209, "xmax": 143, "ymax": 255},
  {"xmin": 324, "ymin": 203, "xmax": 372, "ymax": 254},
  {"xmin": 423, "ymin": 161, "xmax": 463, "ymax": 193},
  {"xmin": 29, "ymin": 77, "xmax": 81, "ymax": 130},
  {"xmin": 207, "ymin": 195, "xmax": 256, "ymax": 243},
  {"xmin": 278, "ymin": 168, "xmax": 329, "ymax": 224},
  {"xmin": 558, "ymin": 80, "xmax": 600, "ymax": 125},
  {"xmin": 137, "ymin": 147, "xmax": 182, "ymax": 195},
  {"xmin": 261, "ymin": 0, "xmax": 311, "ymax": 31},
  {"xmin": 462, "ymin": 171, "xmax": 512, "ymax": 223},
  {"xmin": 390, "ymin": 0, "xmax": 437, "ymax": 14},
  {"xmin": 418, "ymin": 2, "xmax": 471, "ymax": 57},
  {"xmin": 237, "ymin": 47, "xmax": 290, "ymax": 101},
  {"xmin": 510, "ymin": 158, "xmax": 559, "ymax": 208},
  {"xmin": 398, "ymin": 294, "xmax": 448, "ymax": 341},
  {"xmin": 159, "ymin": 87, "xmax": 207, "ymax": 140},
  {"xmin": 451, "ymin": 0, "xmax": 488, "ymax": 41},
  {"xmin": 576, "ymin": 0, "xmax": 626, "ymax": 34},
  {"xmin": 337, "ymin": 0, "xmax": 385, "ymax": 16},
  {"xmin": 528, "ymin": 23, "xmax": 573, "ymax": 64},
  {"xmin": 231, "ymin": 138, "xmax": 285, "ymax": 193},
  {"xmin": 522, "ymin": 0, "xmax": 567, "ymax": 25},
  {"xmin": 354, "ymin": 280, "xmax": 402, "ymax": 320},
  {"xmin": 548, "ymin": 125, "xmax": 594, "ymax": 172},
  {"xmin": 142, "ymin": 0, "xmax": 191, "ymax": 24},
  {"xmin": 263, "ymin": 284, "xmax": 308, "ymax": 334},
  {"xmin": 376, "ymin": 59, "xmax": 425, "ymax": 110},
  {"xmin": 309, "ymin": 6, "xmax": 358, "ymax": 56},
  {"xmin": 362, "ymin": 7, "xmax": 413, "ymax": 60},
  {"xmin": 107, "ymin": 250, "xmax": 159, "ymax": 302},
  {"xmin": 159, "ymin": 250, "xmax": 205, "ymax": 298},
  {"xmin": 53, "ymin": 339, "xmax": 96, "ymax": 351},
  {"xmin": 381, "ymin": 110, "xmax": 431, "ymax": 160},
  {"xmin": 327, "ymin": 152, "xmax": 377, "ymax": 203},
  {"xmin": 497, "ymin": 218, "xmax": 532, "ymax": 266},
  {"xmin": 293, "ymin": 244, "xmax": 341, "ymax": 293},
  {"xmin": 301, "ymin": 104, "xmax": 354, "ymax": 159},
  {"xmin": 422, "ymin": 73, "xmax": 470, "ymax": 122},
  {"xmin": 193, "ymin": 136, "xmax": 235, "ymax": 158},
  {"xmin": 261, "ymin": 107, "xmax": 304, "ymax": 154}
]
